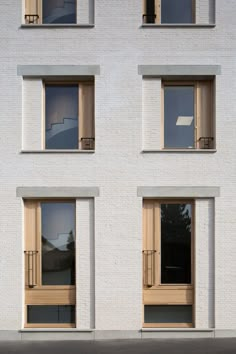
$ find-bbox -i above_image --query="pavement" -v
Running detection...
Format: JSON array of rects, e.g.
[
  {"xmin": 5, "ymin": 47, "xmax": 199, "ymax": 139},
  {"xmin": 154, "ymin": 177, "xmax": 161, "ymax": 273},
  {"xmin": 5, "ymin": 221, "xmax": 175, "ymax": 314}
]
[{"xmin": 0, "ymin": 339, "xmax": 236, "ymax": 354}]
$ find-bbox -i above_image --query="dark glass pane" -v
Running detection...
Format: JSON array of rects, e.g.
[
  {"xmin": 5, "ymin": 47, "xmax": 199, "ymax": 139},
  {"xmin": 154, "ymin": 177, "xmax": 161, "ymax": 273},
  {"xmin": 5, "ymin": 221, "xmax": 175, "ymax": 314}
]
[
  {"xmin": 27, "ymin": 305, "xmax": 75, "ymax": 324},
  {"xmin": 161, "ymin": 0, "xmax": 193, "ymax": 24},
  {"xmin": 164, "ymin": 86, "xmax": 194, "ymax": 148},
  {"xmin": 41, "ymin": 202, "xmax": 75, "ymax": 285},
  {"xmin": 43, "ymin": 0, "xmax": 76, "ymax": 24},
  {"xmin": 145, "ymin": 0, "xmax": 156, "ymax": 23},
  {"xmin": 144, "ymin": 305, "xmax": 192, "ymax": 323},
  {"xmin": 45, "ymin": 85, "xmax": 78, "ymax": 150},
  {"xmin": 161, "ymin": 204, "xmax": 191, "ymax": 284}
]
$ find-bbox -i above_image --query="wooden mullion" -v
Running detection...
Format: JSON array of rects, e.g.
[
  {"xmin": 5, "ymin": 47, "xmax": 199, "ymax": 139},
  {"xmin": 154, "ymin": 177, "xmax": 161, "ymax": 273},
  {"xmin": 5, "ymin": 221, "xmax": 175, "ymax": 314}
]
[{"xmin": 155, "ymin": 0, "xmax": 161, "ymax": 24}]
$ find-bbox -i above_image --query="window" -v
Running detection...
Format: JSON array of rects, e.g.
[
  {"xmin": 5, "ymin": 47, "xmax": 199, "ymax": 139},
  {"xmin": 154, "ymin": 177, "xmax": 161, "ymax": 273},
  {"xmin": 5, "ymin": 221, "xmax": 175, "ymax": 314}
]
[
  {"xmin": 143, "ymin": 0, "xmax": 195, "ymax": 24},
  {"xmin": 24, "ymin": 200, "xmax": 76, "ymax": 328},
  {"xmin": 44, "ymin": 82, "xmax": 95, "ymax": 150},
  {"xmin": 142, "ymin": 200, "xmax": 194, "ymax": 327},
  {"xmin": 163, "ymin": 80, "xmax": 214, "ymax": 149},
  {"xmin": 25, "ymin": 0, "xmax": 76, "ymax": 24}
]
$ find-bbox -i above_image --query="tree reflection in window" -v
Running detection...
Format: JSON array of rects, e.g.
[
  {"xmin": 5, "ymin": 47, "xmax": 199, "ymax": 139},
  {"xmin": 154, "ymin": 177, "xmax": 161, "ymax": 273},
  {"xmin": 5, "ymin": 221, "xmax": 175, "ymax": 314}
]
[
  {"xmin": 41, "ymin": 202, "xmax": 75, "ymax": 286},
  {"xmin": 161, "ymin": 203, "xmax": 192, "ymax": 284}
]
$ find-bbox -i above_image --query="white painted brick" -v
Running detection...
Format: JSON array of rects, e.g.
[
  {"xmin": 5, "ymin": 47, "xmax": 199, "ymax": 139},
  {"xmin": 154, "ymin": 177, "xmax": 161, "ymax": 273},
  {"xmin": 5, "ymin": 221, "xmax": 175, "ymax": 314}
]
[
  {"xmin": 77, "ymin": 0, "xmax": 94, "ymax": 24},
  {"xmin": 195, "ymin": 199, "xmax": 214, "ymax": 328},
  {"xmin": 142, "ymin": 78, "xmax": 161, "ymax": 150},
  {"xmin": 0, "ymin": 0, "xmax": 234, "ymax": 335},
  {"xmin": 22, "ymin": 79, "xmax": 43, "ymax": 150},
  {"xmin": 76, "ymin": 199, "xmax": 95, "ymax": 329}
]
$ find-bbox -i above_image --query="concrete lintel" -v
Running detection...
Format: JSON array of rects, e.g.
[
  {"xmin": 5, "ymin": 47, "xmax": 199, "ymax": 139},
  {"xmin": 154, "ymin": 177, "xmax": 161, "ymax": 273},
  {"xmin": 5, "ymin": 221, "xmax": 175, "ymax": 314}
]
[
  {"xmin": 138, "ymin": 65, "xmax": 221, "ymax": 76},
  {"xmin": 17, "ymin": 65, "xmax": 100, "ymax": 77},
  {"xmin": 137, "ymin": 186, "xmax": 220, "ymax": 198},
  {"xmin": 16, "ymin": 187, "xmax": 99, "ymax": 198}
]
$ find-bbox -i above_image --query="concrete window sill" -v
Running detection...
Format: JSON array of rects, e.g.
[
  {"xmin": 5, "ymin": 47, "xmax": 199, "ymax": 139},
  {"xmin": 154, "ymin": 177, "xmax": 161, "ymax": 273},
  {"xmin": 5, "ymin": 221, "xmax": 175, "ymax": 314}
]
[
  {"xmin": 20, "ymin": 150, "xmax": 95, "ymax": 154},
  {"xmin": 20, "ymin": 24, "xmax": 94, "ymax": 29},
  {"xmin": 20, "ymin": 328, "xmax": 94, "ymax": 332},
  {"xmin": 142, "ymin": 149, "xmax": 217, "ymax": 153},
  {"xmin": 141, "ymin": 24, "xmax": 216, "ymax": 28},
  {"xmin": 141, "ymin": 328, "xmax": 214, "ymax": 332}
]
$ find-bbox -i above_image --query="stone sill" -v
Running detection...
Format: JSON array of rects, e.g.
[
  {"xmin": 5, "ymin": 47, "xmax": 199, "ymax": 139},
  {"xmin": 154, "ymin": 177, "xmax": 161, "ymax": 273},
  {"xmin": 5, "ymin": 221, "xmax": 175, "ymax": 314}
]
[
  {"xmin": 20, "ymin": 328, "xmax": 94, "ymax": 332},
  {"xmin": 20, "ymin": 150, "xmax": 95, "ymax": 154},
  {"xmin": 142, "ymin": 149, "xmax": 217, "ymax": 153},
  {"xmin": 141, "ymin": 24, "xmax": 216, "ymax": 28},
  {"xmin": 142, "ymin": 328, "xmax": 214, "ymax": 332},
  {"xmin": 20, "ymin": 24, "xmax": 94, "ymax": 29}
]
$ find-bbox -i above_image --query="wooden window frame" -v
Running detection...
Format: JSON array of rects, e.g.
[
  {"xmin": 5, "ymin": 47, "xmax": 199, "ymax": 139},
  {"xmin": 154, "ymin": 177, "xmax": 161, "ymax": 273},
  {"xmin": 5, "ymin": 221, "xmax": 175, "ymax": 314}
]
[
  {"xmin": 43, "ymin": 81, "xmax": 95, "ymax": 151},
  {"xmin": 162, "ymin": 80, "xmax": 214, "ymax": 150},
  {"xmin": 143, "ymin": 0, "xmax": 196, "ymax": 24},
  {"xmin": 24, "ymin": 199, "xmax": 76, "ymax": 328},
  {"xmin": 25, "ymin": 0, "xmax": 78, "ymax": 25},
  {"xmin": 142, "ymin": 199, "xmax": 195, "ymax": 328}
]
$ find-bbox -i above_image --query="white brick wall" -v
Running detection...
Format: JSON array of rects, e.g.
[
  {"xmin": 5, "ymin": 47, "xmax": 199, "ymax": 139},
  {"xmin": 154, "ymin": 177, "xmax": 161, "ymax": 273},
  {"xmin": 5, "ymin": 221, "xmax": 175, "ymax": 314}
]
[
  {"xmin": 0, "ymin": 0, "xmax": 235, "ymax": 334},
  {"xmin": 22, "ymin": 79, "xmax": 43, "ymax": 150},
  {"xmin": 76, "ymin": 199, "xmax": 95, "ymax": 329},
  {"xmin": 77, "ymin": 0, "xmax": 94, "ymax": 24},
  {"xmin": 142, "ymin": 78, "xmax": 162, "ymax": 150},
  {"xmin": 196, "ymin": 0, "xmax": 215, "ymax": 24},
  {"xmin": 195, "ymin": 199, "xmax": 214, "ymax": 328}
]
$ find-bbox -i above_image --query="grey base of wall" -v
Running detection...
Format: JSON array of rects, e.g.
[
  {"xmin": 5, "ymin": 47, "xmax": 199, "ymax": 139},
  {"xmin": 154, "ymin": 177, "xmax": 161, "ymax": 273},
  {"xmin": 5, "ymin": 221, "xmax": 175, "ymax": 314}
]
[{"xmin": 1, "ymin": 330, "xmax": 236, "ymax": 341}]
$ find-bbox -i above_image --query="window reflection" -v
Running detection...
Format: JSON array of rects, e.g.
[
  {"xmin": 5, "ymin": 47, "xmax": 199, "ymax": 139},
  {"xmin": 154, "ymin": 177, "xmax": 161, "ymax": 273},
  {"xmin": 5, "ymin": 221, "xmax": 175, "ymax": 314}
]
[
  {"xmin": 164, "ymin": 86, "xmax": 194, "ymax": 148},
  {"xmin": 41, "ymin": 202, "xmax": 75, "ymax": 285},
  {"xmin": 43, "ymin": 0, "xmax": 76, "ymax": 24},
  {"xmin": 45, "ymin": 85, "xmax": 78, "ymax": 150},
  {"xmin": 161, "ymin": 0, "xmax": 193, "ymax": 24},
  {"xmin": 161, "ymin": 203, "xmax": 191, "ymax": 284}
]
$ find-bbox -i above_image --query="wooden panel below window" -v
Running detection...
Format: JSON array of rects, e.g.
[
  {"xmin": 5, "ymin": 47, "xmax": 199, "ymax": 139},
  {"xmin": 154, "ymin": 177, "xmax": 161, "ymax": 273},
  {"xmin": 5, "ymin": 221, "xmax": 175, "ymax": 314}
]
[
  {"xmin": 143, "ymin": 288, "xmax": 193, "ymax": 305},
  {"xmin": 25, "ymin": 289, "xmax": 75, "ymax": 305}
]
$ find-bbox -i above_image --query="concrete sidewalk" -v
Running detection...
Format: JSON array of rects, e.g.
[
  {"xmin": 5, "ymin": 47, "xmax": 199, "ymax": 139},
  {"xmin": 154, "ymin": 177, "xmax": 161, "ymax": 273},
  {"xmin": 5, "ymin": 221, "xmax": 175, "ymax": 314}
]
[{"xmin": 0, "ymin": 338, "xmax": 235, "ymax": 354}]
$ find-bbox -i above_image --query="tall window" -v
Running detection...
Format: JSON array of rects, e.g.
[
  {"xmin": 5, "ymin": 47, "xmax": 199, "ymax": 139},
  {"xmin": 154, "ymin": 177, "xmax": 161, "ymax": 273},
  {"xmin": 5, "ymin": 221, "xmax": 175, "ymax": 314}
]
[
  {"xmin": 24, "ymin": 200, "xmax": 76, "ymax": 327},
  {"xmin": 143, "ymin": 0, "xmax": 195, "ymax": 24},
  {"xmin": 143, "ymin": 200, "xmax": 194, "ymax": 327},
  {"xmin": 44, "ymin": 82, "xmax": 95, "ymax": 150}
]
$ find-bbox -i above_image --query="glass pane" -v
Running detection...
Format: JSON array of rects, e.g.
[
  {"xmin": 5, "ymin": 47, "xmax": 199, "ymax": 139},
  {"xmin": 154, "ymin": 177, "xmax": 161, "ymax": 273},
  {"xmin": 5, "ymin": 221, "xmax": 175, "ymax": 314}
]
[
  {"xmin": 161, "ymin": 203, "xmax": 191, "ymax": 284},
  {"xmin": 161, "ymin": 0, "xmax": 193, "ymax": 24},
  {"xmin": 45, "ymin": 85, "xmax": 78, "ymax": 150},
  {"xmin": 144, "ymin": 305, "xmax": 192, "ymax": 323},
  {"xmin": 41, "ymin": 202, "xmax": 75, "ymax": 285},
  {"xmin": 27, "ymin": 305, "xmax": 75, "ymax": 324},
  {"xmin": 43, "ymin": 0, "xmax": 76, "ymax": 24},
  {"xmin": 164, "ymin": 86, "xmax": 194, "ymax": 148}
]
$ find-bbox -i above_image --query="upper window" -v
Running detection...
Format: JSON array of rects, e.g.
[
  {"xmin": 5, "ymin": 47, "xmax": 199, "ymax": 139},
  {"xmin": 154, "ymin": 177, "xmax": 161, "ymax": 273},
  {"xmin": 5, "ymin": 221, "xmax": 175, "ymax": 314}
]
[
  {"xmin": 143, "ymin": 0, "xmax": 195, "ymax": 24},
  {"xmin": 163, "ymin": 80, "xmax": 214, "ymax": 150},
  {"xmin": 25, "ymin": 0, "xmax": 77, "ymax": 24},
  {"xmin": 44, "ymin": 82, "xmax": 95, "ymax": 150}
]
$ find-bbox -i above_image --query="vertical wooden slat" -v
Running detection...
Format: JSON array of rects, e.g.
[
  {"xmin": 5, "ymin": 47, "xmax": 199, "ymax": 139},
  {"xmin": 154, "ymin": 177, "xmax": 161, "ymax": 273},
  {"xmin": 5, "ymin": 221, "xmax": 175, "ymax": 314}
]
[
  {"xmin": 155, "ymin": 0, "xmax": 161, "ymax": 24},
  {"xmin": 196, "ymin": 81, "xmax": 213, "ymax": 148},
  {"xmin": 79, "ymin": 83, "xmax": 95, "ymax": 149},
  {"xmin": 24, "ymin": 201, "xmax": 38, "ymax": 287},
  {"xmin": 143, "ymin": 200, "xmax": 156, "ymax": 287}
]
